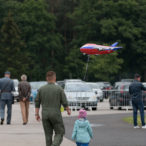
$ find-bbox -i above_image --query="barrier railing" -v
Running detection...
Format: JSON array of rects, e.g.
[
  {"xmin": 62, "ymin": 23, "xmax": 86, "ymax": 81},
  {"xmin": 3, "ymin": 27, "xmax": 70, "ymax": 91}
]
[{"xmin": 104, "ymin": 90, "xmax": 146, "ymax": 110}]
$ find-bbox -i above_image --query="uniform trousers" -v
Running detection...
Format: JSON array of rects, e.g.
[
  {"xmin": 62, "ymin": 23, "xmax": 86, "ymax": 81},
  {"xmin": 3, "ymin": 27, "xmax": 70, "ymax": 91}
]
[
  {"xmin": 0, "ymin": 99, "xmax": 12, "ymax": 123},
  {"xmin": 42, "ymin": 109, "xmax": 65, "ymax": 146}
]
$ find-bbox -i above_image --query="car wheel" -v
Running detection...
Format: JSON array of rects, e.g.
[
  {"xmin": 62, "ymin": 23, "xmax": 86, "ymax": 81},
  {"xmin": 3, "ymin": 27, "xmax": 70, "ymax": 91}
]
[
  {"xmin": 110, "ymin": 107, "xmax": 113, "ymax": 110},
  {"xmin": 92, "ymin": 107, "xmax": 97, "ymax": 111},
  {"xmin": 118, "ymin": 107, "xmax": 122, "ymax": 110}
]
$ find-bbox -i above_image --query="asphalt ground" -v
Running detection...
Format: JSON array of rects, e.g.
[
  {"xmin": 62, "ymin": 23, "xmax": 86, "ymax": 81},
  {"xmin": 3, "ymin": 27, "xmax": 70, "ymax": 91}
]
[{"xmin": 63, "ymin": 113, "xmax": 146, "ymax": 146}]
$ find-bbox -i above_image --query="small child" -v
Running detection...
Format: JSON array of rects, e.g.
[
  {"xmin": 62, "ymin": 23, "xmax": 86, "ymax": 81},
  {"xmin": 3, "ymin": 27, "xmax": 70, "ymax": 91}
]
[{"xmin": 72, "ymin": 109, "xmax": 93, "ymax": 146}]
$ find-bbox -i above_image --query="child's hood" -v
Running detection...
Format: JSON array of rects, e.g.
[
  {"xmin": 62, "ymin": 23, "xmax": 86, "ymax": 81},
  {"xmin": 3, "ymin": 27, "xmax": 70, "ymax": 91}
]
[{"xmin": 76, "ymin": 119, "xmax": 89, "ymax": 128}]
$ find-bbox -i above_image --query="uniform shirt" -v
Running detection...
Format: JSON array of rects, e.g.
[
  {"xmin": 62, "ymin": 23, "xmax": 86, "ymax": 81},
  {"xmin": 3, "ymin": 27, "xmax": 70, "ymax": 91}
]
[
  {"xmin": 0, "ymin": 77, "xmax": 15, "ymax": 100},
  {"xmin": 129, "ymin": 80, "xmax": 146, "ymax": 100},
  {"xmin": 18, "ymin": 81, "xmax": 31, "ymax": 101},
  {"xmin": 35, "ymin": 82, "xmax": 68, "ymax": 111}
]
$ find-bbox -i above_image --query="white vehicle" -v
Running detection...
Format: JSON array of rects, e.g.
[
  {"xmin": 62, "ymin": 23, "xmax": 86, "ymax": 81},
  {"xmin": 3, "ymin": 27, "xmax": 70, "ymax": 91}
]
[
  {"xmin": 86, "ymin": 82, "xmax": 103, "ymax": 102},
  {"xmin": 64, "ymin": 82, "xmax": 98, "ymax": 110},
  {"xmin": 12, "ymin": 79, "xmax": 19, "ymax": 101},
  {"xmin": 57, "ymin": 79, "xmax": 83, "ymax": 89},
  {"xmin": 143, "ymin": 82, "xmax": 146, "ymax": 88}
]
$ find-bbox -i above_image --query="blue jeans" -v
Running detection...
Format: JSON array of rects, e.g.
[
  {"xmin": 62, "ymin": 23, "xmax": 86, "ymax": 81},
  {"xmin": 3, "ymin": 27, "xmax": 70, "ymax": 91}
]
[
  {"xmin": 0, "ymin": 100, "xmax": 12, "ymax": 123},
  {"xmin": 132, "ymin": 99, "xmax": 145, "ymax": 126},
  {"xmin": 76, "ymin": 142, "xmax": 89, "ymax": 146}
]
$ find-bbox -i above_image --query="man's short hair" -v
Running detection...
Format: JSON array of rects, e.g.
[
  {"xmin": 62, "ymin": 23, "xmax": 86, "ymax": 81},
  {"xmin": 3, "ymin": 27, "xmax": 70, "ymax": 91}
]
[
  {"xmin": 134, "ymin": 73, "xmax": 141, "ymax": 79},
  {"xmin": 46, "ymin": 71, "xmax": 56, "ymax": 81},
  {"xmin": 21, "ymin": 74, "xmax": 27, "ymax": 81}
]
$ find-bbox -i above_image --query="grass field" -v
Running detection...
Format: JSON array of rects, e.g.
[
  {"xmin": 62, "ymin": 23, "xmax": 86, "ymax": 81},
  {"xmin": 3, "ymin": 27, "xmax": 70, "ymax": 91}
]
[{"xmin": 124, "ymin": 116, "xmax": 146, "ymax": 126}]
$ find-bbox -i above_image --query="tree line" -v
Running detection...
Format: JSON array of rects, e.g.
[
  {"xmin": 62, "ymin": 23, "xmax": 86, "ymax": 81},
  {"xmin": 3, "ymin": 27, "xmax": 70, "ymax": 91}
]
[{"xmin": 0, "ymin": 0, "xmax": 145, "ymax": 82}]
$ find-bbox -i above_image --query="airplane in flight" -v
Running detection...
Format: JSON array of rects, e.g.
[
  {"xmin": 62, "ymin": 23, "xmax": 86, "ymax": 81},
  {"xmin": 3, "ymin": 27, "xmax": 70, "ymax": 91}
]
[{"xmin": 80, "ymin": 42, "xmax": 122, "ymax": 55}]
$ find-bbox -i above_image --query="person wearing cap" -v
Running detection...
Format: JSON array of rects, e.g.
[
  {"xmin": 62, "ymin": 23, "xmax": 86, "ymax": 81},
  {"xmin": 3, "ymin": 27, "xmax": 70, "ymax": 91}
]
[
  {"xmin": 0, "ymin": 71, "xmax": 15, "ymax": 125},
  {"xmin": 72, "ymin": 109, "xmax": 93, "ymax": 146},
  {"xmin": 129, "ymin": 73, "xmax": 146, "ymax": 129},
  {"xmin": 18, "ymin": 74, "xmax": 31, "ymax": 125},
  {"xmin": 35, "ymin": 71, "xmax": 71, "ymax": 146}
]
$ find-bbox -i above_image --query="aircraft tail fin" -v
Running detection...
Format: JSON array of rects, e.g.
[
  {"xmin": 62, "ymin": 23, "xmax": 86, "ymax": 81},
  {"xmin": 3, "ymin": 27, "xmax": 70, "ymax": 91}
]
[{"xmin": 111, "ymin": 42, "xmax": 118, "ymax": 47}]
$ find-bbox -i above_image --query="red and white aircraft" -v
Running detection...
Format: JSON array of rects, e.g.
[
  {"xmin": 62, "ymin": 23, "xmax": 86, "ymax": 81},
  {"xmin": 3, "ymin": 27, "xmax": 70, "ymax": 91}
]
[{"xmin": 80, "ymin": 42, "xmax": 122, "ymax": 55}]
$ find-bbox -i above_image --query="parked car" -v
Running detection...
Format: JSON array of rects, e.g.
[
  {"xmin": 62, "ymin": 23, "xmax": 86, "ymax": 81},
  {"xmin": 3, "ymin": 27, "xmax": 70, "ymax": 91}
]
[
  {"xmin": 86, "ymin": 82, "xmax": 103, "ymax": 102},
  {"xmin": 114, "ymin": 82, "xmax": 124, "ymax": 89},
  {"xmin": 96, "ymin": 82, "xmax": 112, "ymax": 99},
  {"xmin": 57, "ymin": 79, "xmax": 83, "ymax": 89},
  {"xmin": 109, "ymin": 83, "xmax": 131, "ymax": 109},
  {"xmin": 96, "ymin": 82, "xmax": 105, "ymax": 89},
  {"xmin": 142, "ymin": 83, "xmax": 146, "ymax": 106},
  {"xmin": 12, "ymin": 79, "xmax": 19, "ymax": 102},
  {"xmin": 30, "ymin": 81, "xmax": 47, "ymax": 102},
  {"xmin": 121, "ymin": 79, "xmax": 134, "ymax": 82},
  {"xmin": 64, "ymin": 82, "xmax": 98, "ymax": 110},
  {"xmin": 110, "ymin": 82, "xmax": 146, "ymax": 109}
]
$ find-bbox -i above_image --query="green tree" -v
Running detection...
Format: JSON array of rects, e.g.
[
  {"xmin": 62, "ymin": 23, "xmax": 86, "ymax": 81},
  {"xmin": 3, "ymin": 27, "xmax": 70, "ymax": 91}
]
[
  {"xmin": 5, "ymin": 0, "xmax": 64, "ymax": 80},
  {"xmin": 0, "ymin": 12, "xmax": 30, "ymax": 78},
  {"xmin": 18, "ymin": 0, "xmax": 64, "ymax": 80},
  {"xmin": 63, "ymin": 0, "xmax": 124, "ymax": 81},
  {"xmin": 88, "ymin": 53, "xmax": 123, "ymax": 82}
]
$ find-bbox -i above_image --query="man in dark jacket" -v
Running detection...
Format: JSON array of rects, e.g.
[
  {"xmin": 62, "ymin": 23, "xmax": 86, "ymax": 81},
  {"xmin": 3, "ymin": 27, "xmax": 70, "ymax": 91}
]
[
  {"xmin": 0, "ymin": 71, "xmax": 15, "ymax": 125},
  {"xmin": 18, "ymin": 74, "xmax": 31, "ymax": 125},
  {"xmin": 129, "ymin": 74, "xmax": 146, "ymax": 129}
]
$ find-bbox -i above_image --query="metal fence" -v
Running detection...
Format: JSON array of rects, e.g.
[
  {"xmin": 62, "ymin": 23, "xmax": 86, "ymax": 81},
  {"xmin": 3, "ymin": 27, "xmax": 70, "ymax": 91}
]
[
  {"xmin": 103, "ymin": 90, "xmax": 146, "ymax": 110},
  {"xmin": 65, "ymin": 90, "xmax": 146, "ymax": 111}
]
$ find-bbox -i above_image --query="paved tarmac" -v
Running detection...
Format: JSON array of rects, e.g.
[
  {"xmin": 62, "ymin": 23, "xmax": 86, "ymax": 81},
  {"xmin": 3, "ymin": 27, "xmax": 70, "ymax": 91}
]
[
  {"xmin": 0, "ymin": 103, "xmax": 75, "ymax": 146},
  {"xmin": 64, "ymin": 113, "xmax": 146, "ymax": 146},
  {"xmin": 0, "ymin": 103, "xmax": 143, "ymax": 146}
]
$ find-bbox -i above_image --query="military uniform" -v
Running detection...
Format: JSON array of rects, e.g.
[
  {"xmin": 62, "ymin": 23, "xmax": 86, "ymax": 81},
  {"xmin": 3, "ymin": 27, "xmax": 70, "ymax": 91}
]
[
  {"xmin": 35, "ymin": 83, "xmax": 68, "ymax": 146},
  {"xmin": 0, "ymin": 77, "xmax": 15, "ymax": 124}
]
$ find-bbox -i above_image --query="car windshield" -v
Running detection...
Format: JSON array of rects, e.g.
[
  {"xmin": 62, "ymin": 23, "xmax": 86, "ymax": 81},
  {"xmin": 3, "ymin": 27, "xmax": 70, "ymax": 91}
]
[
  {"xmin": 104, "ymin": 83, "xmax": 111, "ymax": 87},
  {"xmin": 87, "ymin": 83, "xmax": 98, "ymax": 89},
  {"xmin": 96, "ymin": 83, "xmax": 104, "ymax": 89},
  {"xmin": 65, "ymin": 83, "xmax": 92, "ymax": 92},
  {"xmin": 30, "ymin": 82, "xmax": 47, "ymax": 90}
]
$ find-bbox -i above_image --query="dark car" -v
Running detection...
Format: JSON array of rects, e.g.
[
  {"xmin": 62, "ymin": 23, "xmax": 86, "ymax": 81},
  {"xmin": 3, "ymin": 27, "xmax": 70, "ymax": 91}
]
[
  {"xmin": 96, "ymin": 82, "xmax": 112, "ymax": 99},
  {"xmin": 142, "ymin": 83, "xmax": 146, "ymax": 106},
  {"xmin": 110, "ymin": 83, "xmax": 146, "ymax": 109},
  {"xmin": 109, "ymin": 84, "xmax": 131, "ymax": 109}
]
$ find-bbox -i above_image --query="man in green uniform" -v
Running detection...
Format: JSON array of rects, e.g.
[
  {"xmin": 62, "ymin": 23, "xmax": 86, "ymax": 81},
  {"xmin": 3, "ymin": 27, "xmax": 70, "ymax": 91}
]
[{"xmin": 35, "ymin": 71, "xmax": 71, "ymax": 146}]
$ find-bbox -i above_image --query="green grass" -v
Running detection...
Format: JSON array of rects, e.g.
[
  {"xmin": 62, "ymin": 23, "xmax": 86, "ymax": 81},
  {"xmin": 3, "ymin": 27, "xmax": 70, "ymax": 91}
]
[{"xmin": 124, "ymin": 116, "xmax": 146, "ymax": 126}]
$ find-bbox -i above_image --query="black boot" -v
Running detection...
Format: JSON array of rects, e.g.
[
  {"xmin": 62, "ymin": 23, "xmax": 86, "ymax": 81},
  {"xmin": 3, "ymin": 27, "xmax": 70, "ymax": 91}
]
[{"xmin": 1, "ymin": 119, "xmax": 4, "ymax": 125}]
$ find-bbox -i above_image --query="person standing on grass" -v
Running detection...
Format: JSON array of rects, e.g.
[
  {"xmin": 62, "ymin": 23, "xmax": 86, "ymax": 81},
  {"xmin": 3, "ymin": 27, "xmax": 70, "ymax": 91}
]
[
  {"xmin": 35, "ymin": 71, "xmax": 71, "ymax": 146},
  {"xmin": 129, "ymin": 73, "xmax": 146, "ymax": 129},
  {"xmin": 18, "ymin": 74, "xmax": 31, "ymax": 125}
]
